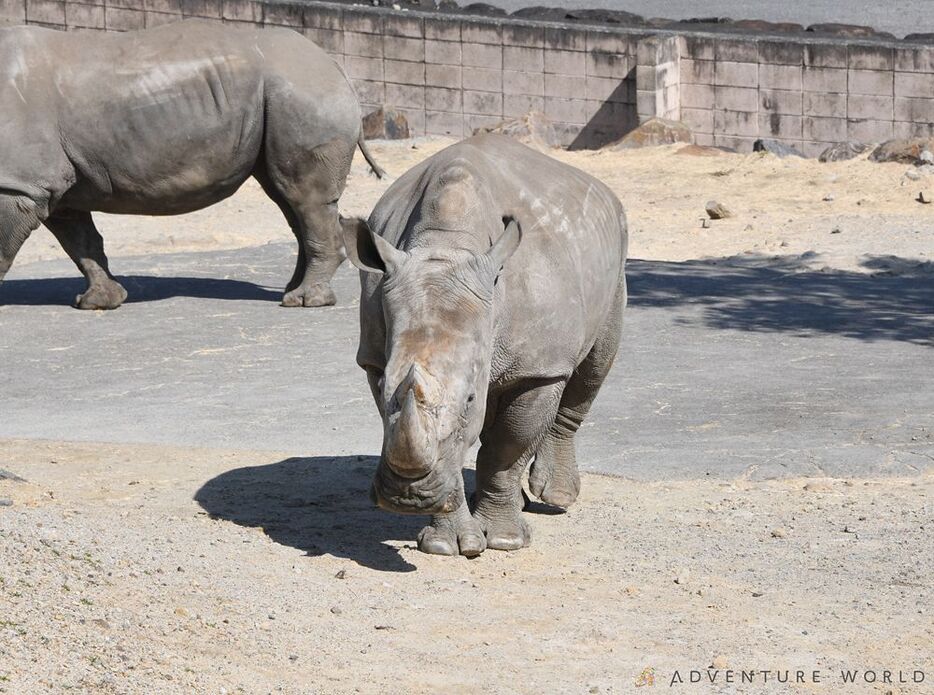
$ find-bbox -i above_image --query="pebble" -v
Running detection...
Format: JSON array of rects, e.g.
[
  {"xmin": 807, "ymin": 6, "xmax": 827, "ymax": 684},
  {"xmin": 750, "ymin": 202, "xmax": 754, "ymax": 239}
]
[
  {"xmin": 921, "ymin": 149, "xmax": 934, "ymax": 164},
  {"xmin": 0, "ymin": 498, "xmax": 13, "ymax": 507},
  {"xmin": 705, "ymin": 201, "xmax": 732, "ymax": 220},
  {"xmin": 917, "ymin": 191, "xmax": 932, "ymax": 204},
  {"xmin": 335, "ymin": 569, "xmax": 347, "ymax": 579},
  {"xmin": 712, "ymin": 655, "xmax": 729, "ymax": 669},
  {"xmin": 770, "ymin": 527, "xmax": 788, "ymax": 538},
  {"xmin": 330, "ymin": 606, "xmax": 342, "ymax": 615},
  {"xmin": 905, "ymin": 169, "xmax": 922, "ymax": 181},
  {"xmin": 822, "ymin": 193, "xmax": 835, "ymax": 201},
  {"xmin": 174, "ymin": 607, "xmax": 189, "ymax": 618},
  {"xmin": 674, "ymin": 569, "xmax": 691, "ymax": 585}
]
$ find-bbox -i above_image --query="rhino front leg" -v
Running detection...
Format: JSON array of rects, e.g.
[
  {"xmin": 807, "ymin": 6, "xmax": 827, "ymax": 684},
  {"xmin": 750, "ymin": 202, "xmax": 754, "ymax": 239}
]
[
  {"xmin": 418, "ymin": 485, "xmax": 486, "ymax": 557},
  {"xmin": 43, "ymin": 211, "xmax": 127, "ymax": 310},
  {"xmin": 473, "ymin": 379, "xmax": 565, "ymax": 551}
]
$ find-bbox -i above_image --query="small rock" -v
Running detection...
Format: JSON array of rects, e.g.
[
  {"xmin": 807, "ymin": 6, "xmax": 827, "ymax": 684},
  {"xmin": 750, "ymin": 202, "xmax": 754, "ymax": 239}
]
[
  {"xmin": 701, "ymin": 218, "xmax": 710, "ymax": 229},
  {"xmin": 905, "ymin": 169, "xmax": 922, "ymax": 181},
  {"xmin": 374, "ymin": 624, "xmax": 395, "ymax": 630},
  {"xmin": 843, "ymin": 525, "xmax": 857, "ymax": 534},
  {"xmin": 330, "ymin": 606, "xmax": 342, "ymax": 615},
  {"xmin": 753, "ymin": 139, "xmax": 805, "ymax": 158},
  {"xmin": 803, "ymin": 481, "xmax": 833, "ymax": 492},
  {"xmin": 611, "ymin": 117, "xmax": 693, "ymax": 150},
  {"xmin": 289, "ymin": 654, "xmax": 299, "ymax": 662},
  {"xmin": 91, "ymin": 618, "xmax": 111, "ymax": 629},
  {"xmin": 751, "ymin": 591, "xmax": 764, "ymax": 597},
  {"xmin": 871, "ymin": 138, "xmax": 934, "ymax": 165},
  {"xmin": 0, "ymin": 498, "xmax": 13, "ymax": 507},
  {"xmin": 921, "ymin": 150, "xmax": 934, "ymax": 164},
  {"xmin": 831, "ymin": 227, "xmax": 842, "ymax": 234},
  {"xmin": 174, "ymin": 607, "xmax": 189, "ymax": 618},
  {"xmin": 0, "ymin": 468, "xmax": 26, "ymax": 482},
  {"xmin": 473, "ymin": 111, "xmax": 562, "ymax": 149},
  {"xmin": 712, "ymin": 655, "xmax": 729, "ymax": 669},
  {"xmin": 819, "ymin": 142, "xmax": 871, "ymax": 162},
  {"xmin": 362, "ymin": 106, "xmax": 410, "ymax": 140},
  {"xmin": 770, "ymin": 527, "xmax": 787, "ymax": 538},
  {"xmin": 705, "ymin": 201, "xmax": 732, "ymax": 219},
  {"xmin": 822, "ymin": 193, "xmax": 835, "ymax": 201},
  {"xmin": 917, "ymin": 191, "xmax": 932, "ymax": 204},
  {"xmin": 623, "ymin": 585, "xmax": 640, "ymax": 596},
  {"xmin": 674, "ymin": 569, "xmax": 691, "ymax": 585}
]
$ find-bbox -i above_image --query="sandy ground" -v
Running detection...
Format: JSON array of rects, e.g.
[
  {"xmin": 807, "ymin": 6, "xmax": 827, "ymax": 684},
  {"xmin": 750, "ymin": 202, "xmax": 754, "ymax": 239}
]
[
  {"xmin": 4, "ymin": 140, "xmax": 933, "ymax": 693},
  {"xmin": 14, "ymin": 137, "xmax": 934, "ymax": 276},
  {"xmin": 1, "ymin": 440, "xmax": 931, "ymax": 694}
]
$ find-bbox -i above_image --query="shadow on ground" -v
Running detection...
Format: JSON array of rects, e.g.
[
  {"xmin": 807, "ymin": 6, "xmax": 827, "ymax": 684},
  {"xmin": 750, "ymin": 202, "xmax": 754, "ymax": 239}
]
[
  {"xmin": 196, "ymin": 456, "xmax": 439, "ymax": 573},
  {"xmin": 0, "ymin": 275, "xmax": 281, "ymax": 305},
  {"xmin": 628, "ymin": 254, "xmax": 934, "ymax": 346}
]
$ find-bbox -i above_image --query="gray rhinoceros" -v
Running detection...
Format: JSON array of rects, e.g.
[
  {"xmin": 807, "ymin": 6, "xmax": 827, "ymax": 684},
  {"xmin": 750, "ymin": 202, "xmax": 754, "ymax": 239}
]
[
  {"xmin": 0, "ymin": 20, "xmax": 382, "ymax": 309},
  {"xmin": 342, "ymin": 134, "xmax": 627, "ymax": 556}
]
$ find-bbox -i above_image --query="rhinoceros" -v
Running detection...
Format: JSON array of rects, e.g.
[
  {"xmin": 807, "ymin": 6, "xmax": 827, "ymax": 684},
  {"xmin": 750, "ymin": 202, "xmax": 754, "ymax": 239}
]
[
  {"xmin": 342, "ymin": 134, "xmax": 627, "ymax": 556},
  {"xmin": 0, "ymin": 20, "xmax": 382, "ymax": 309}
]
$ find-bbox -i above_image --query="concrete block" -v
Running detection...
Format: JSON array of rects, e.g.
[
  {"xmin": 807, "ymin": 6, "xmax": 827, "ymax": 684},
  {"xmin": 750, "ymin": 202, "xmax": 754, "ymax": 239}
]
[
  {"xmin": 221, "ymin": 0, "xmax": 260, "ymax": 23},
  {"xmin": 426, "ymin": 110, "xmax": 464, "ymax": 137},
  {"xmin": 805, "ymin": 44, "xmax": 847, "ymax": 68},
  {"xmin": 895, "ymin": 96, "xmax": 934, "ymax": 122},
  {"xmin": 426, "ymin": 64, "xmax": 461, "ymax": 89},
  {"xmin": 342, "ymin": 9, "xmax": 380, "ymax": 34},
  {"xmin": 586, "ymin": 29, "xmax": 632, "ymax": 55},
  {"xmin": 895, "ymin": 46, "xmax": 934, "ymax": 73},
  {"xmin": 758, "ymin": 112, "xmax": 802, "ymax": 139},
  {"xmin": 715, "ymin": 39, "xmax": 757, "ymax": 63},
  {"xmin": 105, "ymin": 6, "xmax": 143, "ymax": 30},
  {"xmin": 544, "ymin": 49, "xmax": 586, "ymax": 76},
  {"xmin": 144, "ymin": 10, "xmax": 177, "ymax": 26},
  {"xmin": 545, "ymin": 25, "xmax": 585, "ymax": 51},
  {"xmin": 847, "ymin": 118, "xmax": 893, "ymax": 142},
  {"xmin": 27, "ymin": 0, "xmax": 63, "ymax": 24},
  {"xmin": 714, "ymin": 109, "xmax": 758, "ymax": 137},
  {"xmin": 396, "ymin": 107, "xmax": 425, "ymax": 136},
  {"xmin": 383, "ymin": 13, "xmax": 422, "ymax": 38},
  {"xmin": 462, "ymin": 66, "xmax": 501, "ymax": 92},
  {"xmin": 683, "ymin": 35, "xmax": 715, "ymax": 60},
  {"xmin": 714, "ymin": 134, "xmax": 756, "ymax": 151},
  {"xmin": 545, "ymin": 73, "xmax": 583, "ymax": 100},
  {"xmin": 0, "ymin": 0, "xmax": 26, "ymax": 22},
  {"xmin": 144, "ymin": 0, "xmax": 180, "ymax": 13},
  {"xmin": 847, "ymin": 94, "xmax": 893, "ymax": 121},
  {"xmin": 426, "ymin": 86, "xmax": 461, "ymax": 112},
  {"xmin": 465, "ymin": 113, "xmax": 503, "ymax": 134},
  {"xmin": 848, "ymin": 69, "xmax": 893, "ymax": 96},
  {"xmin": 803, "ymin": 66, "xmax": 847, "ymax": 93},
  {"xmin": 895, "ymin": 71, "xmax": 934, "ymax": 98},
  {"xmin": 635, "ymin": 89, "xmax": 655, "ymax": 118},
  {"xmin": 759, "ymin": 63, "xmax": 802, "ymax": 91},
  {"xmin": 504, "ymin": 69, "xmax": 544, "ymax": 96},
  {"xmin": 353, "ymin": 79, "xmax": 384, "ymax": 106},
  {"xmin": 425, "ymin": 39, "xmax": 460, "ymax": 66},
  {"xmin": 682, "ymin": 107, "xmax": 713, "ymax": 133},
  {"xmin": 695, "ymin": 132, "xmax": 715, "ymax": 146},
  {"xmin": 714, "ymin": 61, "xmax": 757, "ymax": 88},
  {"xmin": 385, "ymin": 83, "xmax": 425, "ymax": 110},
  {"xmin": 67, "ymin": 2, "xmax": 104, "ymax": 28},
  {"xmin": 655, "ymin": 62, "xmax": 678, "ymax": 90},
  {"xmin": 803, "ymin": 116, "xmax": 846, "ymax": 141},
  {"xmin": 847, "ymin": 45, "xmax": 893, "ymax": 71},
  {"xmin": 462, "ymin": 42, "xmax": 501, "ymax": 69},
  {"xmin": 180, "ymin": 0, "xmax": 220, "ymax": 18},
  {"xmin": 425, "ymin": 17, "xmax": 459, "ymax": 41},
  {"xmin": 797, "ymin": 140, "xmax": 830, "ymax": 157},
  {"xmin": 503, "ymin": 45, "xmax": 543, "ymax": 72},
  {"xmin": 461, "ymin": 19, "xmax": 501, "ymax": 45},
  {"xmin": 803, "ymin": 92, "xmax": 846, "ymax": 117},
  {"xmin": 681, "ymin": 82, "xmax": 714, "ymax": 109},
  {"xmin": 504, "ymin": 93, "xmax": 545, "ymax": 117},
  {"xmin": 384, "ymin": 59, "xmax": 424, "ymax": 87},
  {"xmin": 301, "ymin": 6, "xmax": 339, "ymax": 30},
  {"xmin": 263, "ymin": 1, "xmax": 300, "ymax": 27},
  {"xmin": 586, "ymin": 75, "xmax": 631, "ymax": 103},
  {"xmin": 715, "ymin": 86, "xmax": 758, "ymax": 112},
  {"xmin": 758, "ymin": 41, "xmax": 804, "ymax": 66},
  {"xmin": 304, "ymin": 27, "xmax": 342, "ymax": 53},
  {"xmin": 760, "ymin": 89, "xmax": 803, "ymax": 115},
  {"xmin": 586, "ymin": 51, "xmax": 630, "ymax": 79},
  {"xmin": 503, "ymin": 23, "xmax": 543, "ymax": 48},
  {"xmin": 464, "ymin": 89, "xmax": 502, "ymax": 116},
  {"xmin": 681, "ymin": 58, "xmax": 714, "ymax": 85},
  {"xmin": 345, "ymin": 31, "xmax": 382, "ymax": 58},
  {"xmin": 894, "ymin": 120, "xmax": 934, "ymax": 138},
  {"xmin": 346, "ymin": 56, "xmax": 383, "ymax": 82},
  {"xmin": 384, "ymin": 36, "xmax": 424, "ymax": 63},
  {"xmin": 545, "ymin": 96, "xmax": 589, "ymax": 124}
]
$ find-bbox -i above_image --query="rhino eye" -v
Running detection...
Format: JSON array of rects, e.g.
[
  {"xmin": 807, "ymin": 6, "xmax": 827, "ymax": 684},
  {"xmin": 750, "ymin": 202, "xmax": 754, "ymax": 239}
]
[{"xmin": 467, "ymin": 393, "xmax": 476, "ymax": 404}]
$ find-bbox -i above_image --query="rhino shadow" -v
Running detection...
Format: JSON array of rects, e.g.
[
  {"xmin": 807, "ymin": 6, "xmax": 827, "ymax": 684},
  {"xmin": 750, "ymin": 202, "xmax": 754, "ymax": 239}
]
[
  {"xmin": 0, "ymin": 275, "xmax": 281, "ymax": 305},
  {"xmin": 195, "ymin": 455, "xmax": 478, "ymax": 573}
]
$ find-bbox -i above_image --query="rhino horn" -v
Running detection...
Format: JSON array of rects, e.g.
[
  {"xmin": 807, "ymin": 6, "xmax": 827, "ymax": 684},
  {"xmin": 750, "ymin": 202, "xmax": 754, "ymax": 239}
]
[{"xmin": 385, "ymin": 382, "xmax": 438, "ymax": 477}]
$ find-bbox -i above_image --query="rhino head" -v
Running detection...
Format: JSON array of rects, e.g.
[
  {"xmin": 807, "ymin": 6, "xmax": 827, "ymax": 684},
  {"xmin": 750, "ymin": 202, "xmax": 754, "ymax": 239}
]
[{"xmin": 342, "ymin": 217, "xmax": 522, "ymax": 515}]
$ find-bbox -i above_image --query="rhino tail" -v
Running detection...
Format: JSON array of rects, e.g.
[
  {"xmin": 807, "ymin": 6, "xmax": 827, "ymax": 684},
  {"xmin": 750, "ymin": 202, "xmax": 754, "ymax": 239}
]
[{"xmin": 357, "ymin": 133, "xmax": 386, "ymax": 179}]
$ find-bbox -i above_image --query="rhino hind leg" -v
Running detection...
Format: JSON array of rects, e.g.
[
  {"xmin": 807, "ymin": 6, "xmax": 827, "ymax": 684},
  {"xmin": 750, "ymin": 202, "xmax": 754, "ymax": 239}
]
[
  {"xmin": 530, "ymin": 282, "xmax": 625, "ymax": 508},
  {"xmin": 43, "ymin": 211, "xmax": 127, "ymax": 310},
  {"xmin": 473, "ymin": 378, "xmax": 565, "ymax": 551},
  {"xmin": 0, "ymin": 193, "xmax": 44, "ymax": 284}
]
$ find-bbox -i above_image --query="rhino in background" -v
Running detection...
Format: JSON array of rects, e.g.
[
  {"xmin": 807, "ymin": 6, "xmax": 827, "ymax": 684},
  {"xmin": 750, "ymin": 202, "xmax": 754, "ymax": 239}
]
[
  {"xmin": 0, "ymin": 20, "xmax": 383, "ymax": 309},
  {"xmin": 343, "ymin": 134, "xmax": 627, "ymax": 556}
]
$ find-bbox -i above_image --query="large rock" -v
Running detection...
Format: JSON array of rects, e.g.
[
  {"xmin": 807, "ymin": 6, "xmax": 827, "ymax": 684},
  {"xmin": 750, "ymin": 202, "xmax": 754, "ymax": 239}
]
[
  {"xmin": 870, "ymin": 138, "xmax": 934, "ymax": 165},
  {"xmin": 362, "ymin": 106, "xmax": 410, "ymax": 141},
  {"xmin": 753, "ymin": 139, "xmax": 805, "ymax": 158},
  {"xmin": 473, "ymin": 111, "xmax": 562, "ymax": 149},
  {"xmin": 806, "ymin": 23, "xmax": 893, "ymax": 39},
  {"xmin": 610, "ymin": 118, "xmax": 693, "ymax": 149},
  {"xmin": 819, "ymin": 142, "xmax": 872, "ymax": 163}
]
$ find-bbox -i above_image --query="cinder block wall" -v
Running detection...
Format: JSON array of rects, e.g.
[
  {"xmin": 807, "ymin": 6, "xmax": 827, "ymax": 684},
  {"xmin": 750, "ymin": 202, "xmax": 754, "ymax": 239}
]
[{"xmin": 3, "ymin": 0, "xmax": 934, "ymax": 153}]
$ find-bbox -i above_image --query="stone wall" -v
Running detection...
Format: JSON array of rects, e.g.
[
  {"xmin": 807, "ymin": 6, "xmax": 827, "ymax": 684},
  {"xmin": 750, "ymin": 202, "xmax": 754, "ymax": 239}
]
[{"xmin": 3, "ymin": 0, "xmax": 934, "ymax": 152}]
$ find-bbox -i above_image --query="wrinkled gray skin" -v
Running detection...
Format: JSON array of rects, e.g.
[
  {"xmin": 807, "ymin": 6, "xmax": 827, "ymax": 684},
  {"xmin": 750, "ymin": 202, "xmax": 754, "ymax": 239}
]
[
  {"xmin": 0, "ymin": 20, "xmax": 383, "ymax": 309},
  {"xmin": 343, "ymin": 134, "xmax": 627, "ymax": 556}
]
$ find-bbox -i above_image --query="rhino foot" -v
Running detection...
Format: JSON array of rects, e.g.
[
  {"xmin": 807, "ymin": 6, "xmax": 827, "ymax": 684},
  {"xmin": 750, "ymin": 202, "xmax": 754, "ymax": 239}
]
[
  {"xmin": 281, "ymin": 282, "xmax": 336, "ymax": 308},
  {"xmin": 474, "ymin": 510, "xmax": 531, "ymax": 551},
  {"xmin": 417, "ymin": 506, "xmax": 486, "ymax": 557},
  {"xmin": 75, "ymin": 280, "xmax": 127, "ymax": 310},
  {"xmin": 529, "ymin": 439, "xmax": 580, "ymax": 510}
]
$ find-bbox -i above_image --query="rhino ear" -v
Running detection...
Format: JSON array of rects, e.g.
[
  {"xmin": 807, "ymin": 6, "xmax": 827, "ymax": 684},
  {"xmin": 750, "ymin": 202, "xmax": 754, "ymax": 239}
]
[
  {"xmin": 485, "ymin": 217, "xmax": 522, "ymax": 273},
  {"xmin": 340, "ymin": 217, "xmax": 407, "ymax": 275}
]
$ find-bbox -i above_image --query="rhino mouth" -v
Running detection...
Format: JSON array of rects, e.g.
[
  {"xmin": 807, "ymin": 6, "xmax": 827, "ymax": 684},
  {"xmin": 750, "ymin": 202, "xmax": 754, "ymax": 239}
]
[{"xmin": 371, "ymin": 462, "xmax": 460, "ymax": 515}]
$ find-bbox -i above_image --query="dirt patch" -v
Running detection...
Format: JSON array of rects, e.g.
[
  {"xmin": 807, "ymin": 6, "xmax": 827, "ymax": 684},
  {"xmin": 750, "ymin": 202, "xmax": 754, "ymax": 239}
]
[{"xmin": 1, "ymin": 439, "xmax": 930, "ymax": 693}]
